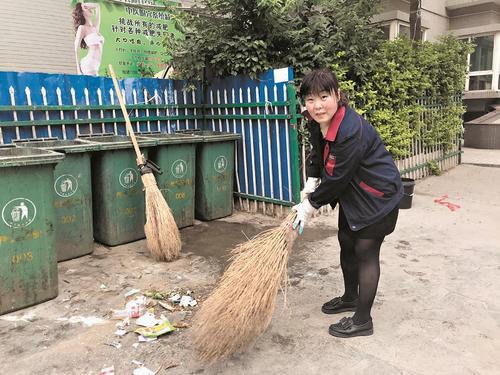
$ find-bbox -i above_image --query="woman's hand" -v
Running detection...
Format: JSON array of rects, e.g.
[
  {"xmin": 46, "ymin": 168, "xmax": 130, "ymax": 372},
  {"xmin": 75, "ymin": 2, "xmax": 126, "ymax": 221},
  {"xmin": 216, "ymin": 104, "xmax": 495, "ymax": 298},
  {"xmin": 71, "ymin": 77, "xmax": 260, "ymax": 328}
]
[{"xmin": 82, "ymin": 3, "xmax": 98, "ymax": 9}]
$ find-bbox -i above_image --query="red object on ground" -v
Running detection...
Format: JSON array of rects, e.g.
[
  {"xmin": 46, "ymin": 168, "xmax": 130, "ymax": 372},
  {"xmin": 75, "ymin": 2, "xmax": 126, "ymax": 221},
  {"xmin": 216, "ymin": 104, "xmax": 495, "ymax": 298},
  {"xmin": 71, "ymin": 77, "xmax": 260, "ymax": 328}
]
[{"xmin": 434, "ymin": 195, "xmax": 461, "ymax": 211}]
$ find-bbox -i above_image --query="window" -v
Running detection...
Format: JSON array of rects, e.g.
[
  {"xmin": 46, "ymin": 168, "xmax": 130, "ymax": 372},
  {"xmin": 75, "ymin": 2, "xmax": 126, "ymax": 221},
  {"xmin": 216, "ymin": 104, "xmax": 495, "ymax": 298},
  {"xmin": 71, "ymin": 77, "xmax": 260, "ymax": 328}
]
[
  {"xmin": 378, "ymin": 21, "xmax": 426, "ymax": 41},
  {"xmin": 470, "ymin": 36, "xmax": 494, "ymax": 71},
  {"xmin": 380, "ymin": 24, "xmax": 390, "ymax": 40},
  {"xmin": 399, "ymin": 24, "xmax": 410, "ymax": 39},
  {"xmin": 465, "ymin": 34, "xmax": 497, "ymax": 92},
  {"xmin": 469, "ymin": 75, "xmax": 493, "ymax": 91}
]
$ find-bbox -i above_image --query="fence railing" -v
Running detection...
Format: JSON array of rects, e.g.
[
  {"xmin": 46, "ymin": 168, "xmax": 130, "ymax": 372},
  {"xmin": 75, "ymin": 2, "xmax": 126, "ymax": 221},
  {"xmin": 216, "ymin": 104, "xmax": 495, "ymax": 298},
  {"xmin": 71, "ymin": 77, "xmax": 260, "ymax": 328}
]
[
  {"xmin": 396, "ymin": 96, "xmax": 462, "ymax": 180},
  {"xmin": 0, "ymin": 69, "xmax": 301, "ymax": 216},
  {"xmin": 0, "ymin": 71, "xmax": 462, "ymax": 217}
]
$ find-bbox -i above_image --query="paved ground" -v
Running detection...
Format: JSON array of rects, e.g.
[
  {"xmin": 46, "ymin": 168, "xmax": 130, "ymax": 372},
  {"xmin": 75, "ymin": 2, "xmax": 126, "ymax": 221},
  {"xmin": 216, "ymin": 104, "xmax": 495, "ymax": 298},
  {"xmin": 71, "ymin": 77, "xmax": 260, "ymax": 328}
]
[{"xmin": 1, "ymin": 147, "xmax": 499, "ymax": 374}]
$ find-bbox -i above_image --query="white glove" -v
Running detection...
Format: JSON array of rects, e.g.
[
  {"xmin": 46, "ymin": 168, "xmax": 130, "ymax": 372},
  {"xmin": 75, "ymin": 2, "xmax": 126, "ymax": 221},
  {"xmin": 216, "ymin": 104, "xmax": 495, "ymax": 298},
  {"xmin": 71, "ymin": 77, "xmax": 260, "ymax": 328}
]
[
  {"xmin": 300, "ymin": 177, "xmax": 320, "ymax": 201},
  {"xmin": 292, "ymin": 198, "xmax": 317, "ymax": 235}
]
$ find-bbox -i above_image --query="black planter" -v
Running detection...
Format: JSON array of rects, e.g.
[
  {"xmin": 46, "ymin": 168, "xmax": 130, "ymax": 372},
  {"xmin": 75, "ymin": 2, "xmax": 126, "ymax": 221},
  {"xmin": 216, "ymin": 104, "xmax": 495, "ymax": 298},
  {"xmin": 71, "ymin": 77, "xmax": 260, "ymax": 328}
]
[{"xmin": 399, "ymin": 178, "xmax": 415, "ymax": 209}]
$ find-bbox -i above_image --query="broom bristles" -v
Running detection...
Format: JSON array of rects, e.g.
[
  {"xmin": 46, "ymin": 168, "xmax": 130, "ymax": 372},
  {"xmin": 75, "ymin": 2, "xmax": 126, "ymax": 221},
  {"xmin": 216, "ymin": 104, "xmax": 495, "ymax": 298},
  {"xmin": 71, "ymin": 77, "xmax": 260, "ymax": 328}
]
[
  {"xmin": 191, "ymin": 212, "xmax": 297, "ymax": 362},
  {"xmin": 141, "ymin": 173, "xmax": 181, "ymax": 261}
]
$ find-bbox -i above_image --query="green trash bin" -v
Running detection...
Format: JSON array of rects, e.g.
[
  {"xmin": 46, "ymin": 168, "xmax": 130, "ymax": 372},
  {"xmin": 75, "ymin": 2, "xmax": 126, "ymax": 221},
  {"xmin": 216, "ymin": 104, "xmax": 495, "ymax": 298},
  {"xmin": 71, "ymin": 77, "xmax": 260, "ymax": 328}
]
[
  {"xmin": 138, "ymin": 133, "xmax": 202, "ymax": 228},
  {"xmin": 187, "ymin": 130, "xmax": 241, "ymax": 221},
  {"xmin": 0, "ymin": 145, "xmax": 64, "ymax": 315},
  {"xmin": 78, "ymin": 135, "xmax": 155, "ymax": 246},
  {"xmin": 15, "ymin": 139, "xmax": 100, "ymax": 262}
]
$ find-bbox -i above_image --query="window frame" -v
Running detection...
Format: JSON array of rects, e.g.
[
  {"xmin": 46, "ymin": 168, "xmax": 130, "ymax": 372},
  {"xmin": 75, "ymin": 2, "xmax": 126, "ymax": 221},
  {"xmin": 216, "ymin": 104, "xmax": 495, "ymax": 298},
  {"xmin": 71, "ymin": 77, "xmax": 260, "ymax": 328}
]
[{"xmin": 464, "ymin": 33, "xmax": 500, "ymax": 92}]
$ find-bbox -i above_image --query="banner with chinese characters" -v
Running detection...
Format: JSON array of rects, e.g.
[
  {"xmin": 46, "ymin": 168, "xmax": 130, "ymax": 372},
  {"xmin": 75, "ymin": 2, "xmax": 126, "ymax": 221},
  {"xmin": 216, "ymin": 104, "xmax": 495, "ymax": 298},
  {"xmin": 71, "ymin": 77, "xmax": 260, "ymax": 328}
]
[{"xmin": 71, "ymin": 0, "xmax": 181, "ymax": 77}]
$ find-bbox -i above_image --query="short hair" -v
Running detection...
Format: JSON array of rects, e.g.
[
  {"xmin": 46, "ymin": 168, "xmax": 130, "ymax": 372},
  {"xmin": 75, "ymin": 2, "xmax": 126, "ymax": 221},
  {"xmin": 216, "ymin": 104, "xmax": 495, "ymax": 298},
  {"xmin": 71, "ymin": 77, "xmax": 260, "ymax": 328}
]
[{"xmin": 299, "ymin": 69, "xmax": 348, "ymax": 106}]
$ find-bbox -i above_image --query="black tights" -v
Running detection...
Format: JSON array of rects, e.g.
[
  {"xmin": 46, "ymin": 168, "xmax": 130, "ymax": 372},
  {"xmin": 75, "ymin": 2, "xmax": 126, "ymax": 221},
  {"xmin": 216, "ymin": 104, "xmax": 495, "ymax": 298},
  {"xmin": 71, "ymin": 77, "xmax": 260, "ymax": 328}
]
[{"xmin": 338, "ymin": 229, "xmax": 384, "ymax": 325}]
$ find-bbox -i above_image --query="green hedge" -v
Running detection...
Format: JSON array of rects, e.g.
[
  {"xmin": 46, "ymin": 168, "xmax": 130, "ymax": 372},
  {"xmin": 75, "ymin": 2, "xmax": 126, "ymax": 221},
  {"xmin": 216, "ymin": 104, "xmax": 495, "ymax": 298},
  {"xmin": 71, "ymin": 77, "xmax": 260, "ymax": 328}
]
[{"xmin": 326, "ymin": 36, "xmax": 473, "ymax": 158}]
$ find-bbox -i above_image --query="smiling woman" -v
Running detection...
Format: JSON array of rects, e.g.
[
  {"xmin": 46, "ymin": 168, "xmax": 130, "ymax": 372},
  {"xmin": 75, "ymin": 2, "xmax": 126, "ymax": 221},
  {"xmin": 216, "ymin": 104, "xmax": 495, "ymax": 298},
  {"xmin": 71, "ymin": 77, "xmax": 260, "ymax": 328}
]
[{"xmin": 293, "ymin": 68, "xmax": 403, "ymax": 338}]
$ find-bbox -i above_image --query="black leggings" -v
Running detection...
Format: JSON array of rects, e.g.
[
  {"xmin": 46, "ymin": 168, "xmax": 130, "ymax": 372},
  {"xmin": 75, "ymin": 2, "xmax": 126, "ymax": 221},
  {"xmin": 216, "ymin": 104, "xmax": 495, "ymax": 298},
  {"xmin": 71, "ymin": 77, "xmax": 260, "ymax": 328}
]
[{"xmin": 338, "ymin": 229, "xmax": 384, "ymax": 325}]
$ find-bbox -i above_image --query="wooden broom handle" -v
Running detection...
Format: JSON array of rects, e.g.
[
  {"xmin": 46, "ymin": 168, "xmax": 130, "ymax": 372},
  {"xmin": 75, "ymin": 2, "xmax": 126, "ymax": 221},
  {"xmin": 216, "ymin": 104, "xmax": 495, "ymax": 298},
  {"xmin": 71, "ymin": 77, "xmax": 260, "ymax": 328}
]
[{"xmin": 108, "ymin": 64, "xmax": 145, "ymax": 165}]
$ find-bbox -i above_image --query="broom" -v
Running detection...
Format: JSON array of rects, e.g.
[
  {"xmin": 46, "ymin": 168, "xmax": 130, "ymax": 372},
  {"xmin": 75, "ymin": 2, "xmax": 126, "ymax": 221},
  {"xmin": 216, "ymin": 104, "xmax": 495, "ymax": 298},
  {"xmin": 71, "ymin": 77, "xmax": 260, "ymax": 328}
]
[
  {"xmin": 109, "ymin": 65, "xmax": 181, "ymax": 261},
  {"xmin": 191, "ymin": 211, "xmax": 298, "ymax": 362}
]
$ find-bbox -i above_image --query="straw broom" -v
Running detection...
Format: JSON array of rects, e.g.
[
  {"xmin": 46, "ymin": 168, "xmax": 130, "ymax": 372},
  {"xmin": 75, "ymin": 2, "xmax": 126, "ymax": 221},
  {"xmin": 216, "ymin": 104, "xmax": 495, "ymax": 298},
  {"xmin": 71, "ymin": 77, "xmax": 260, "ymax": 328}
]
[
  {"xmin": 109, "ymin": 65, "xmax": 181, "ymax": 261},
  {"xmin": 192, "ymin": 211, "xmax": 298, "ymax": 362}
]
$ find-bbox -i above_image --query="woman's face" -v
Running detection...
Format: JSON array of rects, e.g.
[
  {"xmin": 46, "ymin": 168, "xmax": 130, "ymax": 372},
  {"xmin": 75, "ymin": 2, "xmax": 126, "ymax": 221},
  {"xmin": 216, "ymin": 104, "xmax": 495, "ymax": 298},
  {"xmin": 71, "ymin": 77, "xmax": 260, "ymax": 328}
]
[
  {"xmin": 304, "ymin": 90, "xmax": 339, "ymax": 127},
  {"xmin": 82, "ymin": 6, "xmax": 92, "ymax": 20}
]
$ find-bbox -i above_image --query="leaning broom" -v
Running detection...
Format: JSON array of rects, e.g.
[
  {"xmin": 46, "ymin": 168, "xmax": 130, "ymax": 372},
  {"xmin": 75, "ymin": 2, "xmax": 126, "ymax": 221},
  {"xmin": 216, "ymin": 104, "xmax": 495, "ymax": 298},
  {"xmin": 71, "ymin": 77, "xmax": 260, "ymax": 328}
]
[
  {"xmin": 192, "ymin": 211, "xmax": 298, "ymax": 362},
  {"xmin": 109, "ymin": 65, "xmax": 181, "ymax": 261}
]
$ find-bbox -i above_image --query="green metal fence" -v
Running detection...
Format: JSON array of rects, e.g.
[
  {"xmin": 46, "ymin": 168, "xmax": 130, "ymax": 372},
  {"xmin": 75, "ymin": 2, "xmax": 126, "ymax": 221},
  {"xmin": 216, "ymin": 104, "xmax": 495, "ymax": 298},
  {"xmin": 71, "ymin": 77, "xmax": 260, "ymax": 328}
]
[{"xmin": 396, "ymin": 96, "xmax": 462, "ymax": 180}]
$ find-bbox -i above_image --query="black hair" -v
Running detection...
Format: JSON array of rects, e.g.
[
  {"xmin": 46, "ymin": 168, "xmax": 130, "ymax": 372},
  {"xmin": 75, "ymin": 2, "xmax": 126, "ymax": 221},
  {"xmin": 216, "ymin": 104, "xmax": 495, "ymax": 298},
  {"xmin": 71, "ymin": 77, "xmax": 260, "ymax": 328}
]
[
  {"xmin": 73, "ymin": 3, "xmax": 88, "ymax": 49},
  {"xmin": 299, "ymin": 69, "xmax": 348, "ymax": 106}
]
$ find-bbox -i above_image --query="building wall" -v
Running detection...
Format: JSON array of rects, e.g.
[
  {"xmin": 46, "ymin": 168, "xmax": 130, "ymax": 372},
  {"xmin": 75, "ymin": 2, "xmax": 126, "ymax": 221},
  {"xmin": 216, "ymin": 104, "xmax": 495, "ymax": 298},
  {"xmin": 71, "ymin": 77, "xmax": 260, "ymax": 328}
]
[
  {"xmin": 381, "ymin": 0, "xmax": 410, "ymax": 12},
  {"xmin": 0, "ymin": 0, "xmax": 190, "ymax": 75},
  {"xmin": 448, "ymin": 3, "xmax": 500, "ymax": 31},
  {"xmin": 0, "ymin": 0, "xmax": 76, "ymax": 74},
  {"xmin": 421, "ymin": 0, "xmax": 449, "ymax": 41}
]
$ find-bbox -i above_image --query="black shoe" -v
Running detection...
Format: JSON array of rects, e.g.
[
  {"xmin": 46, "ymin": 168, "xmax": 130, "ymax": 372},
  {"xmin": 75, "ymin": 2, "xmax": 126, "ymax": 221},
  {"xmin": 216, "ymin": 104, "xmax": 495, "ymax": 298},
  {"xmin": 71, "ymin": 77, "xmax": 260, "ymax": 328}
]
[
  {"xmin": 328, "ymin": 317, "xmax": 373, "ymax": 338},
  {"xmin": 321, "ymin": 296, "xmax": 358, "ymax": 314}
]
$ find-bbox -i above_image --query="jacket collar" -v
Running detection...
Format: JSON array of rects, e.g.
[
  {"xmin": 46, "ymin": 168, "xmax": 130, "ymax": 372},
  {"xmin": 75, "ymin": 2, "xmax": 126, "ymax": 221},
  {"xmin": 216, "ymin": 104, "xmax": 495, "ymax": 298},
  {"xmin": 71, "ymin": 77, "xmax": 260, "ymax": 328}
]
[
  {"xmin": 324, "ymin": 105, "xmax": 346, "ymax": 142},
  {"xmin": 302, "ymin": 105, "xmax": 347, "ymax": 142}
]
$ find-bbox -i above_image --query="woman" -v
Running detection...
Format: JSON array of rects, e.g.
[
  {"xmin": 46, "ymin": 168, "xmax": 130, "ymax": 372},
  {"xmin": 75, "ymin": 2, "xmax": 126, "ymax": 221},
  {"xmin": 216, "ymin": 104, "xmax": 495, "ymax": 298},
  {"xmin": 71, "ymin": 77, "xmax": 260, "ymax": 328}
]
[
  {"xmin": 293, "ymin": 69, "xmax": 403, "ymax": 338},
  {"xmin": 73, "ymin": 2, "xmax": 104, "ymax": 76}
]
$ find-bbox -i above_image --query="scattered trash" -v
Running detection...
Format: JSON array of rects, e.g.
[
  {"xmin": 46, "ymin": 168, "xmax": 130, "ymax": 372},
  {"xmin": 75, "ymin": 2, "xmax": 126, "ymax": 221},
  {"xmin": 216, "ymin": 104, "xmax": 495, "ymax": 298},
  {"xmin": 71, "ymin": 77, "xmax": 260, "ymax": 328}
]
[
  {"xmin": 106, "ymin": 341, "xmax": 122, "ymax": 349},
  {"xmin": 168, "ymin": 294, "xmax": 181, "ymax": 303},
  {"xmin": 133, "ymin": 367, "xmax": 155, "ymax": 375},
  {"xmin": 179, "ymin": 295, "xmax": 197, "ymax": 308},
  {"xmin": 124, "ymin": 296, "xmax": 147, "ymax": 318},
  {"xmin": 125, "ymin": 289, "xmax": 141, "ymax": 298},
  {"xmin": 162, "ymin": 363, "xmax": 180, "ymax": 371},
  {"xmin": 57, "ymin": 316, "xmax": 106, "ymax": 327},
  {"xmin": 136, "ymin": 312, "xmax": 160, "ymax": 328},
  {"xmin": 100, "ymin": 284, "xmax": 108, "ymax": 290},
  {"xmin": 158, "ymin": 301, "xmax": 175, "ymax": 311},
  {"xmin": 99, "ymin": 366, "xmax": 114, "ymax": 375},
  {"xmin": 114, "ymin": 329, "xmax": 127, "ymax": 337},
  {"xmin": 111, "ymin": 309, "xmax": 129, "ymax": 320},
  {"xmin": 131, "ymin": 360, "xmax": 144, "ymax": 366},
  {"xmin": 144, "ymin": 290, "xmax": 167, "ymax": 300},
  {"xmin": 173, "ymin": 321, "xmax": 190, "ymax": 329},
  {"xmin": 138, "ymin": 335, "xmax": 157, "ymax": 342},
  {"xmin": 135, "ymin": 318, "xmax": 176, "ymax": 338},
  {"xmin": 115, "ymin": 317, "xmax": 130, "ymax": 328},
  {"xmin": 108, "ymin": 288, "xmax": 195, "ymax": 349}
]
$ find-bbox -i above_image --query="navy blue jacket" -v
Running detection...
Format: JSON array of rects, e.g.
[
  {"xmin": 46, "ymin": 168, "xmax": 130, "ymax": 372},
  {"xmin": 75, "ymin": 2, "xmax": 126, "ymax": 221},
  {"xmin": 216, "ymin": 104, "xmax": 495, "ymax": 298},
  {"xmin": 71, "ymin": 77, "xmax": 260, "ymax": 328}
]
[{"xmin": 306, "ymin": 105, "xmax": 403, "ymax": 231}]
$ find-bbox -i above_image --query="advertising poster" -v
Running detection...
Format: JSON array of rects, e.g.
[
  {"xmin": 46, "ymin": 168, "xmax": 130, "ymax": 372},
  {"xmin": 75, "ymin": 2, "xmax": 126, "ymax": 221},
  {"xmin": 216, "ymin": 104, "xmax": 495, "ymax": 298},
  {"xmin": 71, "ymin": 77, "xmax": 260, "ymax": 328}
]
[{"xmin": 70, "ymin": 0, "xmax": 182, "ymax": 77}]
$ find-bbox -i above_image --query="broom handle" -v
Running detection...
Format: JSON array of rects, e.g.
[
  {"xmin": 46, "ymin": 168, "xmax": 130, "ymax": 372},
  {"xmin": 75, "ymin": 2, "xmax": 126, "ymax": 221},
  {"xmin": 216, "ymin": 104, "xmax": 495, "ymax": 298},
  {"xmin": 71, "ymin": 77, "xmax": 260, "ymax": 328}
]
[{"xmin": 108, "ymin": 64, "xmax": 145, "ymax": 165}]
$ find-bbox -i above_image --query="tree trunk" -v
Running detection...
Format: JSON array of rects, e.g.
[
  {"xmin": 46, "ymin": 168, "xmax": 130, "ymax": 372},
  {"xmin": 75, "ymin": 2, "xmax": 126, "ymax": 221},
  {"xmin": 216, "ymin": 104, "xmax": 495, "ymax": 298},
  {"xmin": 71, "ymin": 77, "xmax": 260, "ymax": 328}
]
[{"xmin": 410, "ymin": 0, "xmax": 422, "ymax": 42}]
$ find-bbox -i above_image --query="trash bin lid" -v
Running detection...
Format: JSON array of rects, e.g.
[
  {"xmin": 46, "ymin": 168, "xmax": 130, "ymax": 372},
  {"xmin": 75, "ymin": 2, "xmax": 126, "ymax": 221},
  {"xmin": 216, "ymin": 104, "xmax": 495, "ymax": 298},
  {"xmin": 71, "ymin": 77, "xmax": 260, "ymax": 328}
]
[
  {"xmin": 176, "ymin": 129, "xmax": 241, "ymax": 143},
  {"xmin": 77, "ymin": 135, "xmax": 156, "ymax": 150},
  {"xmin": 14, "ymin": 139, "xmax": 100, "ymax": 153},
  {"xmin": 138, "ymin": 132, "xmax": 203, "ymax": 145},
  {"xmin": 0, "ymin": 146, "xmax": 64, "ymax": 168}
]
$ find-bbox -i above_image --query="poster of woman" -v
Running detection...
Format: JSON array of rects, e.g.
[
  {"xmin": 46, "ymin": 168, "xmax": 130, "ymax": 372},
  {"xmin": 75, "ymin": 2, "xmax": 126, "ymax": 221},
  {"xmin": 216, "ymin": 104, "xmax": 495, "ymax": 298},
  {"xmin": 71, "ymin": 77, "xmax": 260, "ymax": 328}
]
[
  {"xmin": 73, "ymin": 2, "xmax": 105, "ymax": 76},
  {"xmin": 70, "ymin": 0, "xmax": 182, "ymax": 77}
]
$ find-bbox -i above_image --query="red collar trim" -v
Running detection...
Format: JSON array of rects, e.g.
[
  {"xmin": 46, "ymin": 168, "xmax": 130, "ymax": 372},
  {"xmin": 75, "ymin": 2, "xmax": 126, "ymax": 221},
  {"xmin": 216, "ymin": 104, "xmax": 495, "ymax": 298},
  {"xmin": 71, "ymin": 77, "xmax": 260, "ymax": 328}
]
[{"xmin": 324, "ymin": 106, "xmax": 345, "ymax": 142}]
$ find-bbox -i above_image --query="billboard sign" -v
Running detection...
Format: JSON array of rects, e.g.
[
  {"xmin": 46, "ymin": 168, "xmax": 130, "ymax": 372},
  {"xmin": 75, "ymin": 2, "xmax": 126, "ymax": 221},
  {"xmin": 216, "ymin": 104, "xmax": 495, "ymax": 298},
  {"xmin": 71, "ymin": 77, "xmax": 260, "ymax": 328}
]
[{"xmin": 71, "ymin": 0, "xmax": 181, "ymax": 77}]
